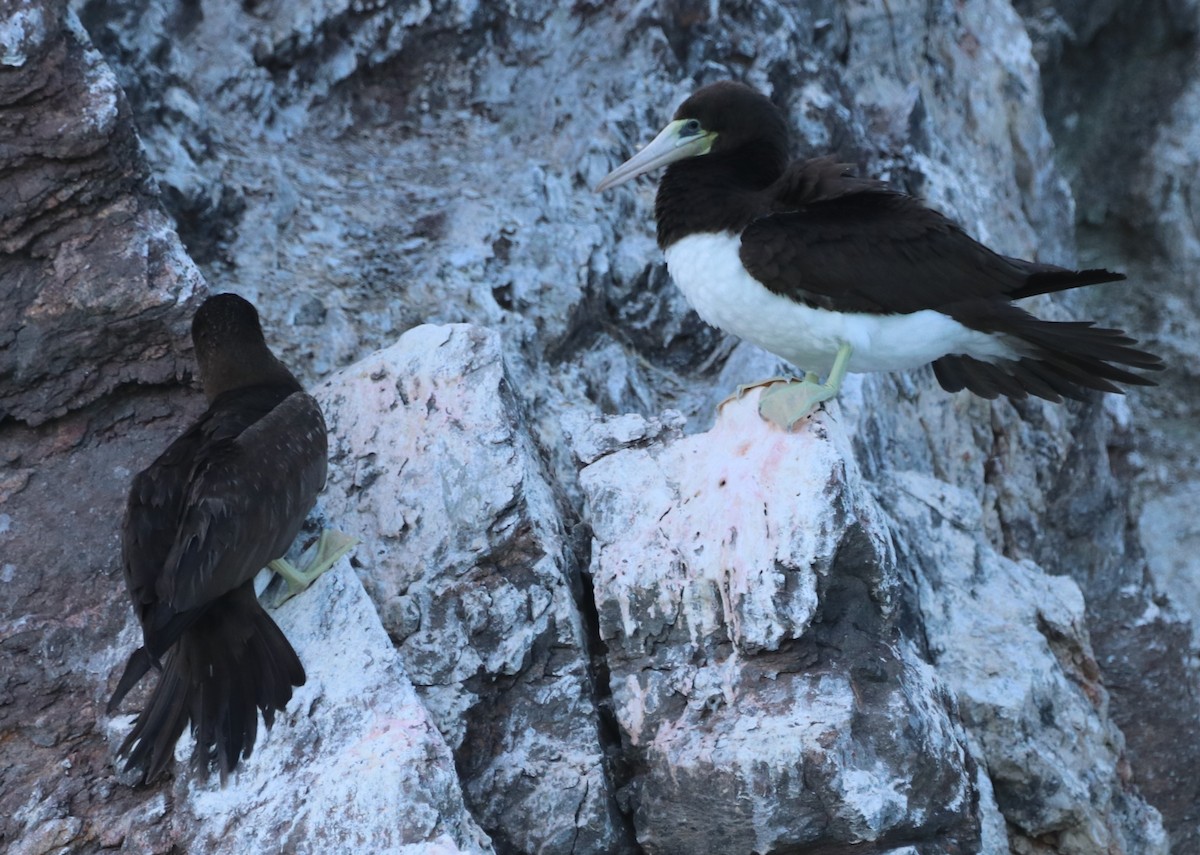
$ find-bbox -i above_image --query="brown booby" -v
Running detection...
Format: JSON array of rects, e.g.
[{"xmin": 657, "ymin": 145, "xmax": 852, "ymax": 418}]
[
  {"xmin": 108, "ymin": 293, "xmax": 352, "ymax": 784},
  {"xmin": 595, "ymin": 81, "xmax": 1163, "ymax": 427}
]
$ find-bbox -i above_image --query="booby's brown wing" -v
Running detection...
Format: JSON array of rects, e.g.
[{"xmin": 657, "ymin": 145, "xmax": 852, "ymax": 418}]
[
  {"xmin": 763, "ymin": 156, "xmax": 890, "ymax": 206},
  {"xmin": 740, "ymin": 158, "xmax": 1122, "ymax": 315},
  {"xmin": 155, "ymin": 391, "xmax": 328, "ymax": 614},
  {"xmin": 122, "ymin": 412, "xmax": 250, "ymax": 636}
]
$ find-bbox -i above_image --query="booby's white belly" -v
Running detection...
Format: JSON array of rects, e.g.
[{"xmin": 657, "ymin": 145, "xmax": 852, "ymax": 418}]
[{"xmin": 663, "ymin": 232, "xmax": 1016, "ymax": 375}]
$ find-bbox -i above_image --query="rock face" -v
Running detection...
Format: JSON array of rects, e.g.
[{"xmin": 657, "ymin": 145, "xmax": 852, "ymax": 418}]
[
  {"xmin": 884, "ymin": 470, "xmax": 1167, "ymax": 855},
  {"xmin": 577, "ymin": 394, "xmax": 1167, "ymax": 854},
  {"xmin": 313, "ymin": 324, "xmax": 629, "ymax": 854},
  {"xmin": 120, "ymin": 564, "xmax": 493, "ymax": 854},
  {"xmin": 579, "ymin": 400, "xmax": 986, "ymax": 852},
  {"xmin": 4, "ymin": 0, "xmax": 1199, "ymax": 852},
  {"xmin": 1013, "ymin": 3, "xmax": 1200, "ymax": 848},
  {"xmin": 0, "ymin": 1, "xmax": 199, "ymax": 426}
]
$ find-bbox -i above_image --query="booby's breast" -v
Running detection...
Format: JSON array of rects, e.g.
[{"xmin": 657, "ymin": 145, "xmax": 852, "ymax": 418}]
[{"xmin": 663, "ymin": 232, "xmax": 1018, "ymax": 375}]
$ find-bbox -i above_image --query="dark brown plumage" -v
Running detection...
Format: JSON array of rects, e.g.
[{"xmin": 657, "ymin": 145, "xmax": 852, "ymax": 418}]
[{"xmin": 109, "ymin": 293, "xmax": 326, "ymax": 784}]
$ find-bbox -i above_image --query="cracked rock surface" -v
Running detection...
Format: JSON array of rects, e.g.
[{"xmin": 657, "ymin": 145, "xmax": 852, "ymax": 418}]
[
  {"xmin": 314, "ymin": 324, "xmax": 629, "ymax": 854},
  {"xmin": 580, "ymin": 398, "xmax": 984, "ymax": 852}
]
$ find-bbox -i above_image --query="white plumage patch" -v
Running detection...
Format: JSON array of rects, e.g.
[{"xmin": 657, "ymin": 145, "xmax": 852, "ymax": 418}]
[{"xmin": 663, "ymin": 232, "xmax": 1018, "ymax": 375}]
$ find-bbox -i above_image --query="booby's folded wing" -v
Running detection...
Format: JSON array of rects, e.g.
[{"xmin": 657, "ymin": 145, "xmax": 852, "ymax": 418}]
[
  {"xmin": 122, "ymin": 420, "xmax": 221, "ymax": 623},
  {"xmin": 742, "ymin": 161, "xmax": 1122, "ymax": 315},
  {"xmin": 155, "ymin": 391, "xmax": 328, "ymax": 614}
]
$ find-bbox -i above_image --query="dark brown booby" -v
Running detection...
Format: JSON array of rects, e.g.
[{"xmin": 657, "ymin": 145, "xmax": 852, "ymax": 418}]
[
  {"xmin": 596, "ymin": 81, "xmax": 1163, "ymax": 427},
  {"xmin": 108, "ymin": 293, "xmax": 352, "ymax": 784}
]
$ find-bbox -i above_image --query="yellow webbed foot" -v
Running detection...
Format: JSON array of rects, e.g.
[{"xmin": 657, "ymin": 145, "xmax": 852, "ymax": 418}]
[{"xmin": 267, "ymin": 529, "xmax": 357, "ymax": 607}]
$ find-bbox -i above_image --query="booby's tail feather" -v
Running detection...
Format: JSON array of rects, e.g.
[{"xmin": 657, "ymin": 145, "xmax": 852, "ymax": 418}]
[
  {"xmin": 113, "ymin": 587, "xmax": 304, "ymax": 785},
  {"xmin": 1007, "ymin": 263, "xmax": 1126, "ymax": 300},
  {"xmin": 935, "ymin": 303, "xmax": 1163, "ymax": 403},
  {"xmin": 108, "ymin": 646, "xmax": 157, "ymax": 715}
]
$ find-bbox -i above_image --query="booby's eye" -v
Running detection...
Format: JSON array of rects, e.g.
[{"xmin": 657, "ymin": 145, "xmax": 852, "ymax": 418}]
[{"xmin": 682, "ymin": 119, "xmax": 702, "ymax": 135}]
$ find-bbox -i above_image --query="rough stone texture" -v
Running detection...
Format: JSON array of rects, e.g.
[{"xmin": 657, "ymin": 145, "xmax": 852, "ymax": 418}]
[
  {"xmin": 171, "ymin": 563, "xmax": 493, "ymax": 855},
  {"xmin": 0, "ymin": 1, "xmax": 200, "ymax": 426},
  {"xmin": 1010, "ymin": 3, "xmax": 1200, "ymax": 851},
  {"xmin": 0, "ymin": 388, "xmax": 204, "ymax": 855},
  {"xmin": 883, "ymin": 470, "xmax": 1168, "ymax": 855},
  {"xmin": 0, "ymin": 381, "xmax": 489, "ymax": 854},
  {"xmin": 5, "ymin": 0, "xmax": 1199, "ymax": 852},
  {"xmin": 312, "ymin": 323, "xmax": 629, "ymax": 854},
  {"xmin": 579, "ymin": 396, "xmax": 988, "ymax": 853},
  {"xmin": 0, "ymin": 6, "xmax": 208, "ymax": 851},
  {"xmin": 89, "ymin": 560, "xmax": 491, "ymax": 854}
]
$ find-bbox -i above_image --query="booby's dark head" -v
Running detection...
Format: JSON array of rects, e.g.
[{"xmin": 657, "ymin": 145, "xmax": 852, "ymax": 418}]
[
  {"xmin": 191, "ymin": 293, "xmax": 299, "ymax": 402},
  {"xmin": 595, "ymin": 81, "xmax": 789, "ymax": 192}
]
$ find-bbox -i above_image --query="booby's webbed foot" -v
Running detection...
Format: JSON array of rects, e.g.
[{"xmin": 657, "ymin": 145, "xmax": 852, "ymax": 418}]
[
  {"xmin": 756, "ymin": 344, "xmax": 852, "ymax": 431},
  {"xmin": 267, "ymin": 529, "xmax": 357, "ymax": 607},
  {"xmin": 717, "ymin": 376, "xmax": 795, "ymax": 413},
  {"xmin": 757, "ymin": 379, "xmax": 835, "ymax": 429}
]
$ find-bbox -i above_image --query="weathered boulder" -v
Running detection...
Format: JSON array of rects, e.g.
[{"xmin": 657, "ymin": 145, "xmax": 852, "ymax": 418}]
[
  {"xmin": 578, "ymin": 396, "xmax": 988, "ymax": 852},
  {"xmin": 884, "ymin": 469, "xmax": 1168, "ymax": 855},
  {"xmin": 313, "ymin": 323, "xmax": 630, "ymax": 854},
  {"xmin": 107, "ymin": 562, "xmax": 492, "ymax": 854},
  {"xmin": 0, "ymin": 1, "xmax": 199, "ymax": 426}
]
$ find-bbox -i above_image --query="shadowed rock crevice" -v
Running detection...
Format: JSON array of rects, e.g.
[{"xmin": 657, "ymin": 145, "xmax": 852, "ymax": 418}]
[
  {"xmin": 314, "ymin": 325, "xmax": 628, "ymax": 853},
  {"xmin": 1017, "ymin": 0, "xmax": 1198, "ymax": 225},
  {"xmin": 563, "ymin": 522, "xmax": 647, "ymax": 853},
  {"xmin": 74, "ymin": 0, "xmax": 244, "ymax": 264}
]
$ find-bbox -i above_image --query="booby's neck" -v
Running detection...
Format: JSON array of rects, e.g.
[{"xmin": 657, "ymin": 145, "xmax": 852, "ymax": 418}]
[
  {"xmin": 200, "ymin": 347, "xmax": 302, "ymax": 403},
  {"xmin": 654, "ymin": 143, "xmax": 786, "ymax": 249}
]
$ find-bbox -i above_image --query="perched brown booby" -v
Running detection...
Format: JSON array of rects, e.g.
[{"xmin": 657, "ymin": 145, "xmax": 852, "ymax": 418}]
[
  {"xmin": 595, "ymin": 81, "xmax": 1163, "ymax": 428},
  {"xmin": 108, "ymin": 293, "xmax": 352, "ymax": 784}
]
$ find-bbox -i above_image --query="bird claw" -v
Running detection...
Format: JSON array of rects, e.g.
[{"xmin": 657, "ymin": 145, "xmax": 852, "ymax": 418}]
[
  {"xmin": 266, "ymin": 529, "xmax": 357, "ymax": 608},
  {"xmin": 757, "ymin": 377, "xmax": 835, "ymax": 431},
  {"xmin": 717, "ymin": 376, "xmax": 794, "ymax": 413}
]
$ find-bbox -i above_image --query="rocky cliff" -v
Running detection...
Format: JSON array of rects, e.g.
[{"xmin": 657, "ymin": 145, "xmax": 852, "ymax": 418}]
[{"xmin": 2, "ymin": 0, "xmax": 1197, "ymax": 852}]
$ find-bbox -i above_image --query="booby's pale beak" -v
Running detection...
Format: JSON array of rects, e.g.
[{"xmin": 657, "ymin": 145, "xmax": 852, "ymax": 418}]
[{"xmin": 594, "ymin": 119, "xmax": 716, "ymax": 192}]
